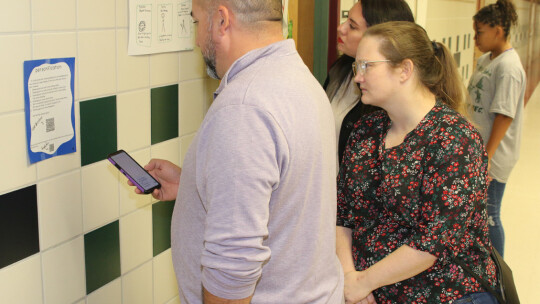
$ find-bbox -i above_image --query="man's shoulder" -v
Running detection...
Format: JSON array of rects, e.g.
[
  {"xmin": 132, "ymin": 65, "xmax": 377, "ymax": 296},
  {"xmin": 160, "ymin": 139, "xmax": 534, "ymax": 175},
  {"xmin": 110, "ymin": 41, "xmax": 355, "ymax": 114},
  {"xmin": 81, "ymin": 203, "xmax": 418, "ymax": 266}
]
[{"xmin": 223, "ymin": 54, "xmax": 325, "ymax": 105}]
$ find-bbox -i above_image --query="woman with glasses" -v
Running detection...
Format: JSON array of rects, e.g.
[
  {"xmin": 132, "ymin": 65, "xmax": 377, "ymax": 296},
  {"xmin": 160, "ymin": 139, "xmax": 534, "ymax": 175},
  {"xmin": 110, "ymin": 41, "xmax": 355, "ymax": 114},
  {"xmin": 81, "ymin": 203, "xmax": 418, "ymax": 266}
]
[
  {"xmin": 324, "ymin": 0, "xmax": 414, "ymax": 165},
  {"xmin": 336, "ymin": 21, "xmax": 499, "ymax": 304}
]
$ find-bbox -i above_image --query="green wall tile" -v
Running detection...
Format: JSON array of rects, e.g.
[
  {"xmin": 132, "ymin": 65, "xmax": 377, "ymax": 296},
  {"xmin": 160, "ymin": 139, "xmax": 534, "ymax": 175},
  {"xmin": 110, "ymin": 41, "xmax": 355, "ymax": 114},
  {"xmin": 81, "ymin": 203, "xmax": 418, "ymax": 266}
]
[
  {"xmin": 151, "ymin": 85, "xmax": 178, "ymax": 145},
  {"xmin": 313, "ymin": 0, "xmax": 329, "ymax": 85},
  {"xmin": 84, "ymin": 221, "xmax": 121, "ymax": 294},
  {"xmin": 80, "ymin": 96, "xmax": 117, "ymax": 166},
  {"xmin": 152, "ymin": 200, "xmax": 175, "ymax": 256}
]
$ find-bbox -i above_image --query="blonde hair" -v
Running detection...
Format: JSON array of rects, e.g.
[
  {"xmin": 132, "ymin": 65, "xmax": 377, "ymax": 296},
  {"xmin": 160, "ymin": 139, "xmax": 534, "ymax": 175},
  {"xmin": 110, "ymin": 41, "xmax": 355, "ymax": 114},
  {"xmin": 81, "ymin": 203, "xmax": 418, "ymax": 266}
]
[{"xmin": 364, "ymin": 21, "xmax": 466, "ymax": 113}]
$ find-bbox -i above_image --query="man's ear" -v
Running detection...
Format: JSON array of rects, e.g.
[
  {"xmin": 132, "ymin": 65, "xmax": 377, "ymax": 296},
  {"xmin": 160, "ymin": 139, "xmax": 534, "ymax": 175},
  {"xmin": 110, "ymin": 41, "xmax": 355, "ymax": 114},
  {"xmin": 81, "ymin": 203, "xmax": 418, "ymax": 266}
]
[
  {"xmin": 216, "ymin": 5, "xmax": 231, "ymax": 36},
  {"xmin": 400, "ymin": 59, "xmax": 414, "ymax": 82}
]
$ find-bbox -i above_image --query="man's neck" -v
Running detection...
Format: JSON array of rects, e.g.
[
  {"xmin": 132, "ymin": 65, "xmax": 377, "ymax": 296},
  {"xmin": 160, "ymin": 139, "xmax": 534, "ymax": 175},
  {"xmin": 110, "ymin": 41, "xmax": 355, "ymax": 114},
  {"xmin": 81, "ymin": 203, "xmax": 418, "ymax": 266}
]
[{"xmin": 220, "ymin": 24, "xmax": 284, "ymax": 75}]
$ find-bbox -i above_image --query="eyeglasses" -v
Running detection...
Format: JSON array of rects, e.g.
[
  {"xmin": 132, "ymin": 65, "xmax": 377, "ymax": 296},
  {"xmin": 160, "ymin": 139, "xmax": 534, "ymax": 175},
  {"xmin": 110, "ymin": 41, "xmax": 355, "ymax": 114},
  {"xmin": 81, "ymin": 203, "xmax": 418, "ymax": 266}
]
[{"xmin": 352, "ymin": 60, "xmax": 391, "ymax": 76}]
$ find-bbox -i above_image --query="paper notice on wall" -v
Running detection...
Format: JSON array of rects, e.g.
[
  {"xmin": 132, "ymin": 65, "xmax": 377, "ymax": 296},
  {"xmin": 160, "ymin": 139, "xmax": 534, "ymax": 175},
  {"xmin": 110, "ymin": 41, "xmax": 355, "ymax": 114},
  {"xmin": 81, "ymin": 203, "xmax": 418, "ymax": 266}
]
[
  {"xmin": 23, "ymin": 58, "xmax": 76, "ymax": 164},
  {"xmin": 128, "ymin": 0, "xmax": 194, "ymax": 55}
]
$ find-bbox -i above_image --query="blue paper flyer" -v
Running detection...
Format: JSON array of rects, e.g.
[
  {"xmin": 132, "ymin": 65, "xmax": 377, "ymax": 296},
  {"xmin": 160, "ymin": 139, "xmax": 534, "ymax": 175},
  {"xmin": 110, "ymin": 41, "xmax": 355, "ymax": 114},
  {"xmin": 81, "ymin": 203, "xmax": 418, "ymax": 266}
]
[{"xmin": 24, "ymin": 57, "xmax": 76, "ymax": 164}]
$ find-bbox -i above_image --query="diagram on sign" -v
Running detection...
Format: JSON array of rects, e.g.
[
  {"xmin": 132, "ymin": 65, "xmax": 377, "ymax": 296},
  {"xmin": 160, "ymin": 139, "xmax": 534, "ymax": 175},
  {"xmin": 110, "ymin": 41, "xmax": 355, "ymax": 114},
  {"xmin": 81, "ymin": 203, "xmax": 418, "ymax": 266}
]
[
  {"xmin": 128, "ymin": 0, "xmax": 193, "ymax": 55},
  {"xmin": 137, "ymin": 4, "xmax": 152, "ymax": 47},
  {"xmin": 178, "ymin": 0, "xmax": 191, "ymax": 38},
  {"xmin": 158, "ymin": 4, "xmax": 173, "ymax": 43}
]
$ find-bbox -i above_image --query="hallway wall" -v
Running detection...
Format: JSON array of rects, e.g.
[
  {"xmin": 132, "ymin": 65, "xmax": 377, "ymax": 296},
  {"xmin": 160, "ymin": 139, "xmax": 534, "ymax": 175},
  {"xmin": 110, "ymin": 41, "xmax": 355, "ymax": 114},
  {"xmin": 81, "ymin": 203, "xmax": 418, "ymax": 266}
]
[{"xmin": 0, "ymin": 1, "xmax": 218, "ymax": 303}]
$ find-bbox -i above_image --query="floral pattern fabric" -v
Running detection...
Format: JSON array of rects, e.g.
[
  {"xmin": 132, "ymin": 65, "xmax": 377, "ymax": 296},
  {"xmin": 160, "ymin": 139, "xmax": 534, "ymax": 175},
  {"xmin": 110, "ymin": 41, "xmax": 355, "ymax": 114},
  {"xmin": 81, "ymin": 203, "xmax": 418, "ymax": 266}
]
[{"xmin": 337, "ymin": 102, "xmax": 498, "ymax": 303}]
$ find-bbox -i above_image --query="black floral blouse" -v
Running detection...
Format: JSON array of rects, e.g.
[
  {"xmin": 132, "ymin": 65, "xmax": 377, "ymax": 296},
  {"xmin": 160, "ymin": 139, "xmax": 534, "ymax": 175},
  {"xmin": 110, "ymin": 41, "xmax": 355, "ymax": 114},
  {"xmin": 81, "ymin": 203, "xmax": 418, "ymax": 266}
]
[{"xmin": 337, "ymin": 102, "xmax": 498, "ymax": 303}]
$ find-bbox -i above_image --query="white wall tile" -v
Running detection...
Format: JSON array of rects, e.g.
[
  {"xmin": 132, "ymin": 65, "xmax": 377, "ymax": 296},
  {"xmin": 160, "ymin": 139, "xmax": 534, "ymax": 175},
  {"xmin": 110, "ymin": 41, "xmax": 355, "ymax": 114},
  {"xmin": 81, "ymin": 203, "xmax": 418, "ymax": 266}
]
[
  {"xmin": 41, "ymin": 237, "xmax": 86, "ymax": 304},
  {"xmin": 179, "ymin": 48, "xmax": 205, "ymax": 81},
  {"xmin": 150, "ymin": 52, "xmax": 179, "ymax": 86},
  {"xmin": 119, "ymin": 149, "xmax": 153, "ymax": 215},
  {"xmin": 82, "ymin": 160, "xmax": 119, "ymax": 232},
  {"xmin": 77, "ymin": 0, "xmax": 115, "ymax": 29},
  {"xmin": 151, "ymin": 138, "xmax": 181, "ymax": 167},
  {"xmin": 38, "ymin": 171, "xmax": 83, "ymax": 250},
  {"xmin": 166, "ymin": 296, "xmax": 182, "ymax": 304},
  {"xmin": 117, "ymin": 29, "xmax": 150, "ymax": 92},
  {"xmin": 120, "ymin": 206, "xmax": 152, "ymax": 273},
  {"xmin": 86, "ymin": 278, "xmax": 122, "ymax": 304},
  {"xmin": 0, "ymin": 0, "xmax": 31, "ymax": 32},
  {"xmin": 117, "ymin": 0, "xmax": 129, "ymax": 28},
  {"xmin": 32, "ymin": 0, "xmax": 76, "ymax": 31},
  {"xmin": 38, "ymin": 174, "xmax": 81, "ymax": 243},
  {"xmin": 0, "ymin": 112, "xmax": 37, "ymax": 194},
  {"xmin": 153, "ymin": 250, "xmax": 179, "ymax": 304},
  {"xmin": 179, "ymin": 80, "xmax": 205, "ymax": 136},
  {"xmin": 0, "ymin": 35, "xmax": 32, "ymax": 114},
  {"xmin": 122, "ymin": 261, "xmax": 153, "ymax": 304},
  {"xmin": 117, "ymin": 90, "xmax": 151, "ymax": 151},
  {"xmin": 78, "ymin": 30, "xmax": 117, "ymax": 99},
  {"xmin": 33, "ymin": 32, "xmax": 77, "ymax": 61},
  {"xmin": 0, "ymin": 255, "xmax": 43, "ymax": 304}
]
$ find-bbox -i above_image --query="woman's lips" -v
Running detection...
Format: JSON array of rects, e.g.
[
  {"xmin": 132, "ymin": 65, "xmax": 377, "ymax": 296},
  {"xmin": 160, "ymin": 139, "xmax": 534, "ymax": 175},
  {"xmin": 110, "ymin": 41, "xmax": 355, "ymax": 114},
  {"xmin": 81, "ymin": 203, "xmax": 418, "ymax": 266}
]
[{"xmin": 338, "ymin": 37, "xmax": 344, "ymax": 43}]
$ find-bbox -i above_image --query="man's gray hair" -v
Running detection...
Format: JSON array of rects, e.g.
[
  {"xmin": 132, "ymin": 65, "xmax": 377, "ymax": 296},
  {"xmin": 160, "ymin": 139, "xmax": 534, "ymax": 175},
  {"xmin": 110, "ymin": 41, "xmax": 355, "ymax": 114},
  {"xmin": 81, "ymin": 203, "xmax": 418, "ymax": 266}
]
[{"xmin": 201, "ymin": 0, "xmax": 283, "ymax": 25}]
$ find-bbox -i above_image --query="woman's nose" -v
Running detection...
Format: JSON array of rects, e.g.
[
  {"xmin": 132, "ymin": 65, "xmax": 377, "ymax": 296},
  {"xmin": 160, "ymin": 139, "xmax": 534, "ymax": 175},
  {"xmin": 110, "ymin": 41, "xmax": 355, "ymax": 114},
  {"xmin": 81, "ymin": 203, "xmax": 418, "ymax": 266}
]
[
  {"xmin": 338, "ymin": 22, "xmax": 347, "ymax": 34},
  {"xmin": 354, "ymin": 72, "xmax": 363, "ymax": 84}
]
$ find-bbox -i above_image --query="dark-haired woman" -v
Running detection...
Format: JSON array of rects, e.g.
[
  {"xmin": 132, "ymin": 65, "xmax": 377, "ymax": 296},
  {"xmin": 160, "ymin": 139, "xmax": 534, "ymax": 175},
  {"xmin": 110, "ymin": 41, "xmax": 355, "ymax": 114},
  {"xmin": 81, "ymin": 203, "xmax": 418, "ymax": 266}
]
[
  {"xmin": 324, "ymin": 0, "xmax": 414, "ymax": 165},
  {"xmin": 336, "ymin": 21, "xmax": 499, "ymax": 304},
  {"xmin": 467, "ymin": 0, "xmax": 526, "ymax": 257}
]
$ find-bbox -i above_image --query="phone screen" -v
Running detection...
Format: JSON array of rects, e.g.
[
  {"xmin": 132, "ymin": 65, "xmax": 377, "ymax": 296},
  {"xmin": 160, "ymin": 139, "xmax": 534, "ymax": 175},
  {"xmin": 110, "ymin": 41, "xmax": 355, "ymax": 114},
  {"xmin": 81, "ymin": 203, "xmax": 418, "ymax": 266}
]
[{"xmin": 108, "ymin": 150, "xmax": 161, "ymax": 194}]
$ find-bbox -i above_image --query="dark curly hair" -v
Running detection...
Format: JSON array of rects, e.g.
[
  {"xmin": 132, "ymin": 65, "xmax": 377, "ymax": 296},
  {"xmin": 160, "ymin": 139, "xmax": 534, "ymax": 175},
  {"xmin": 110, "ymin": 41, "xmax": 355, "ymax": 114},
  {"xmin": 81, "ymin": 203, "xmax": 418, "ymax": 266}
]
[{"xmin": 473, "ymin": 0, "xmax": 518, "ymax": 39}]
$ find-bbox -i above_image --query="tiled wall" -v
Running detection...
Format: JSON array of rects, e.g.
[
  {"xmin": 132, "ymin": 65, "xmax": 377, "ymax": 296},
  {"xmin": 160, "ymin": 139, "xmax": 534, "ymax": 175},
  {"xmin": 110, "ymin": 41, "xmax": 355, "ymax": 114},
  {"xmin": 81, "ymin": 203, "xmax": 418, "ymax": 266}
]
[{"xmin": 0, "ymin": 0, "xmax": 218, "ymax": 303}]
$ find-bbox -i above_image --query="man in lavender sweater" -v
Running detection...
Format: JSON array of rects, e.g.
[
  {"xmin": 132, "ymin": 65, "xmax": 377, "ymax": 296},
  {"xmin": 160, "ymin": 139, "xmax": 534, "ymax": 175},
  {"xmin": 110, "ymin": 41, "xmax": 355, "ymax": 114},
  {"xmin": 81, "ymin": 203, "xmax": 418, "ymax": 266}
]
[{"xmin": 133, "ymin": 0, "xmax": 344, "ymax": 302}]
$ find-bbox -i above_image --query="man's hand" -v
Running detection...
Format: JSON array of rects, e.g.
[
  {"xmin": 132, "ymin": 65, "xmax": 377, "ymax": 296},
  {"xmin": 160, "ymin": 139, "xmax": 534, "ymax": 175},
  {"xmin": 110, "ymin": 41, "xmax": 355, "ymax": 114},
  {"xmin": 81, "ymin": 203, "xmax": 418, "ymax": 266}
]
[{"xmin": 128, "ymin": 158, "xmax": 181, "ymax": 201}]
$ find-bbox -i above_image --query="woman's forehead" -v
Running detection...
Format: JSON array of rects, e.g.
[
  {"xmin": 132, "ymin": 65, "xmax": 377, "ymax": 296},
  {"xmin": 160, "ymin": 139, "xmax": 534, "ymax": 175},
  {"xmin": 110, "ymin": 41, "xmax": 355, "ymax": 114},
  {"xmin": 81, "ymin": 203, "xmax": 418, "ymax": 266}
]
[{"xmin": 356, "ymin": 36, "xmax": 381, "ymax": 58}]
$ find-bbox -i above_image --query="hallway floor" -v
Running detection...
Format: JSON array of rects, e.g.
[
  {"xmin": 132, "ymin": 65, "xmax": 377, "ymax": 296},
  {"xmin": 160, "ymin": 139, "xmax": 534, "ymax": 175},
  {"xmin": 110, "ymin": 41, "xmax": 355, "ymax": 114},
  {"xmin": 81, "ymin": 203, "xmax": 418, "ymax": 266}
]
[{"xmin": 502, "ymin": 83, "xmax": 540, "ymax": 303}]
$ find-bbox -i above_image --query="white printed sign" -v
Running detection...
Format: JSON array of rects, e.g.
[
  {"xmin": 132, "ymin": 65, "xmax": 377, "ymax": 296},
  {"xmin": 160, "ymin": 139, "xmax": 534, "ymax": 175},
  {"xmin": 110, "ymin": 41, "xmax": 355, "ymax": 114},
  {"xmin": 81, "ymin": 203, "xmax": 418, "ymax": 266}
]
[
  {"xmin": 24, "ymin": 58, "xmax": 76, "ymax": 164},
  {"xmin": 129, "ymin": 0, "xmax": 193, "ymax": 55}
]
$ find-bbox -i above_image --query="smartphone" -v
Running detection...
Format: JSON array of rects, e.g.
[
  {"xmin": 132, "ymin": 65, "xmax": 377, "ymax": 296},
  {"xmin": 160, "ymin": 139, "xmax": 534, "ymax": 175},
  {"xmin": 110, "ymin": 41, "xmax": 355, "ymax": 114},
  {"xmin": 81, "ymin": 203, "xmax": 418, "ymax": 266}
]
[{"xmin": 108, "ymin": 150, "xmax": 161, "ymax": 194}]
